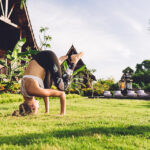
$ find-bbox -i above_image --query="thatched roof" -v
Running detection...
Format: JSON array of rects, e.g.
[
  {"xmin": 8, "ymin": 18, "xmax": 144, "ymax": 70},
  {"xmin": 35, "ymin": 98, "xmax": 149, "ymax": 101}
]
[
  {"xmin": 66, "ymin": 45, "xmax": 96, "ymax": 81},
  {"xmin": 66, "ymin": 45, "xmax": 85, "ymax": 69},
  {"xmin": 0, "ymin": 0, "xmax": 39, "ymax": 53}
]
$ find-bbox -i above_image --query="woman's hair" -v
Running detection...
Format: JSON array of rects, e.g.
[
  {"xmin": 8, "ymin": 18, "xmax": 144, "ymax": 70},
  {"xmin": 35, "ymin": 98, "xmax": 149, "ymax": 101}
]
[
  {"xmin": 12, "ymin": 103, "xmax": 33, "ymax": 116},
  {"xmin": 19, "ymin": 103, "xmax": 33, "ymax": 115}
]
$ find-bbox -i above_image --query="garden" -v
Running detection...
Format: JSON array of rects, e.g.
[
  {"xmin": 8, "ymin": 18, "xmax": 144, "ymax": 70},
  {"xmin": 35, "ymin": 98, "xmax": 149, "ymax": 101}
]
[
  {"xmin": 0, "ymin": 38, "xmax": 150, "ymax": 150},
  {"xmin": 1, "ymin": 0, "xmax": 150, "ymax": 149}
]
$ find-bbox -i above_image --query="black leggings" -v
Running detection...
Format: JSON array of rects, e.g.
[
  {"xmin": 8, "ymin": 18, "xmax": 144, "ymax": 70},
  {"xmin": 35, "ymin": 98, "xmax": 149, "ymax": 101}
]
[{"xmin": 33, "ymin": 50, "xmax": 75, "ymax": 91}]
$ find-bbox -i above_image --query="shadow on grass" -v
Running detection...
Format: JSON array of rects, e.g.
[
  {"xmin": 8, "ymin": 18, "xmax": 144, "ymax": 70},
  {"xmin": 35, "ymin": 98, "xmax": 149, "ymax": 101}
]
[
  {"xmin": 138, "ymin": 104, "xmax": 150, "ymax": 108},
  {"xmin": 0, "ymin": 125, "xmax": 150, "ymax": 146},
  {"xmin": 0, "ymin": 107, "xmax": 9, "ymax": 110}
]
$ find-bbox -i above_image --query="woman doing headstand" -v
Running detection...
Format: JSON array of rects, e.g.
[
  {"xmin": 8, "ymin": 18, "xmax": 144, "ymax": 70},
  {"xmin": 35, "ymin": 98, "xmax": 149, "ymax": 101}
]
[{"xmin": 12, "ymin": 50, "xmax": 83, "ymax": 116}]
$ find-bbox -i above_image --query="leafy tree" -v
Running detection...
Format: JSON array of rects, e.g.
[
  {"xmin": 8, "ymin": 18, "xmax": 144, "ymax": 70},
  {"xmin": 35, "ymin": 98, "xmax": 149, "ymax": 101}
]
[
  {"xmin": 135, "ymin": 64, "xmax": 143, "ymax": 73},
  {"xmin": 132, "ymin": 60, "xmax": 150, "ymax": 91},
  {"xmin": 135, "ymin": 60, "xmax": 150, "ymax": 73}
]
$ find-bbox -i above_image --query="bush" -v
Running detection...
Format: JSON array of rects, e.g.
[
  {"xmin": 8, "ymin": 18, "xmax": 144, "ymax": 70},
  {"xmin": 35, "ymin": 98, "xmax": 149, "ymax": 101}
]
[
  {"xmin": 82, "ymin": 88, "xmax": 92, "ymax": 96},
  {"xmin": 0, "ymin": 82, "xmax": 21, "ymax": 94},
  {"xmin": 81, "ymin": 88, "xmax": 103, "ymax": 97},
  {"xmin": 144, "ymin": 83, "xmax": 150, "ymax": 92},
  {"xmin": 132, "ymin": 83, "xmax": 141, "ymax": 90}
]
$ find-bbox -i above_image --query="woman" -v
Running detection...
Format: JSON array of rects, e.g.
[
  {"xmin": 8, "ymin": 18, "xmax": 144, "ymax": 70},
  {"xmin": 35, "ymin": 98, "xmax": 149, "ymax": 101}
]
[{"xmin": 12, "ymin": 50, "xmax": 83, "ymax": 116}]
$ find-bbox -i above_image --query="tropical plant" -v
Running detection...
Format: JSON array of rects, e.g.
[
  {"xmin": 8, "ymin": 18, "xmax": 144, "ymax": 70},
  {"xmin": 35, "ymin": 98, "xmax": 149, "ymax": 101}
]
[
  {"xmin": 0, "ymin": 38, "xmax": 39, "ymax": 93},
  {"xmin": 61, "ymin": 61, "xmax": 86, "ymax": 94},
  {"xmin": 69, "ymin": 65, "xmax": 86, "ymax": 94},
  {"xmin": 0, "ymin": 38, "xmax": 27, "ymax": 82},
  {"xmin": 39, "ymin": 27, "xmax": 52, "ymax": 50},
  {"xmin": 83, "ymin": 68, "xmax": 96, "ymax": 88}
]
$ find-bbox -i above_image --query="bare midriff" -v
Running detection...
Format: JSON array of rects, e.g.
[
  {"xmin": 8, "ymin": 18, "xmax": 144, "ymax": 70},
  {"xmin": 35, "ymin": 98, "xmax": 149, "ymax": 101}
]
[{"xmin": 24, "ymin": 60, "xmax": 46, "ymax": 80}]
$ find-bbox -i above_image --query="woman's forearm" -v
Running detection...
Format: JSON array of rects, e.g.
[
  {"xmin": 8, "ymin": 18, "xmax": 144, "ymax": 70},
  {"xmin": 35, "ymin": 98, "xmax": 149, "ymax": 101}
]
[
  {"xmin": 60, "ymin": 93, "xmax": 66, "ymax": 115},
  {"xmin": 43, "ymin": 97, "xmax": 49, "ymax": 113}
]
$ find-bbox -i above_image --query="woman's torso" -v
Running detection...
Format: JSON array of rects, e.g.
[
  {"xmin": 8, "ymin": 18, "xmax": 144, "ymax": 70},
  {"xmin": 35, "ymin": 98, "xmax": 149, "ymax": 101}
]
[{"xmin": 24, "ymin": 60, "xmax": 46, "ymax": 80}]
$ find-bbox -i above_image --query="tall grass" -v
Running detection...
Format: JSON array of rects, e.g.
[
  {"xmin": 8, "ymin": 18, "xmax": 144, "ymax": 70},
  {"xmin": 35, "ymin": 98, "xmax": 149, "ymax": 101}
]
[{"xmin": 0, "ymin": 94, "xmax": 150, "ymax": 149}]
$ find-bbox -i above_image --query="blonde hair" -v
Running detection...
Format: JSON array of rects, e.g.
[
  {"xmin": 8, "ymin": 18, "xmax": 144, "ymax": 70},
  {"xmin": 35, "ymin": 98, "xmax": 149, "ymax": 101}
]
[{"xmin": 12, "ymin": 103, "xmax": 33, "ymax": 116}]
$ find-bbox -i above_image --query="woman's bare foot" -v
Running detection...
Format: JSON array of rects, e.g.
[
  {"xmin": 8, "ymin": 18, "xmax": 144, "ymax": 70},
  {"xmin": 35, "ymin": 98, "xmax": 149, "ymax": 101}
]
[
  {"xmin": 59, "ymin": 56, "xmax": 68, "ymax": 65},
  {"xmin": 71, "ymin": 52, "xmax": 84, "ymax": 64}
]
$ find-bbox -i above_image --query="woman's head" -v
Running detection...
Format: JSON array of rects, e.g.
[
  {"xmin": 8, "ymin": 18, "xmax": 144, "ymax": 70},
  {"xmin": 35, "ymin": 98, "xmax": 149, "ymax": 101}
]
[{"xmin": 12, "ymin": 100, "xmax": 39, "ymax": 116}]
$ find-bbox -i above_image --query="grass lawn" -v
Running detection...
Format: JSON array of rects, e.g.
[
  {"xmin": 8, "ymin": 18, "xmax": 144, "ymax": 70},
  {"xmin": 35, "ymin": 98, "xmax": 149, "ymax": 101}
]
[{"xmin": 1, "ymin": 94, "xmax": 150, "ymax": 150}]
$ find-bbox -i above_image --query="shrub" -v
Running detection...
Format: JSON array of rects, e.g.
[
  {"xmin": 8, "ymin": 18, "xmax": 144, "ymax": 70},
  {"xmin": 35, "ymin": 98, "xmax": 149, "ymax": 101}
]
[
  {"xmin": 144, "ymin": 83, "xmax": 150, "ymax": 92},
  {"xmin": 0, "ymin": 82, "xmax": 21, "ymax": 94},
  {"xmin": 132, "ymin": 83, "xmax": 141, "ymax": 90},
  {"xmin": 82, "ymin": 88, "xmax": 92, "ymax": 96}
]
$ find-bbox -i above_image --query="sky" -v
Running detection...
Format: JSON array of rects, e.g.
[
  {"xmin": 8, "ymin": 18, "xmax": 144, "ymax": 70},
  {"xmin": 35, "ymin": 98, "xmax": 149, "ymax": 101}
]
[{"xmin": 27, "ymin": 0, "xmax": 150, "ymax": 82}]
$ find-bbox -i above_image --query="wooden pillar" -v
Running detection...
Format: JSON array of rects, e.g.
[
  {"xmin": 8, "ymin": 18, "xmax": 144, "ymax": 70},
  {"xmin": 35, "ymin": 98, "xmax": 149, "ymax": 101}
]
[
  {"xmin": 0, "ymin": 0, "xmax": 4, "ymax": 16},
  {"xmin": 5, "ymin": 0, "xmax": 8, "ymax": 18}
]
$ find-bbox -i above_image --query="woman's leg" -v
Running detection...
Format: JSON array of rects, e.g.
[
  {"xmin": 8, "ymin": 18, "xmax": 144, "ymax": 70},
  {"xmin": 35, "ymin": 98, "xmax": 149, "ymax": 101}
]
[
  {"xmin": 46, "ymin": 51, "xmax": 84, "ymax": 91},
  {"xmin": 44, "ymin": 55, "xmax": 68, "ymax": 89},
  {"xmin": 59, "ymin": 56, "xmax": 68, "ymax": 65}
]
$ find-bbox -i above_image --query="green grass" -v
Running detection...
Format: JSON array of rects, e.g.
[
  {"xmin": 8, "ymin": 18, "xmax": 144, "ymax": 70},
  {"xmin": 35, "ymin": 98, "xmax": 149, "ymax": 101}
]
[
  {"xmin": 0, "ymin": 93, "xmax": 81, "ymax": 104},
  {"xmin": 0, "ymin": 94, "xmax": 150, "ymax": 150}
]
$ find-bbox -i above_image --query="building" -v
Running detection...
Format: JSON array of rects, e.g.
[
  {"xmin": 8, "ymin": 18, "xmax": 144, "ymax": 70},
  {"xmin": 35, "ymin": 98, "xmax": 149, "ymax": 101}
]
[
  {"xmin": 0, "ymin": 0, "xmax": 39, "ymax": 72},
  {"xmin": 0, "ymin": 1, "xmax": 96, "ymax": 86},
  {"xmin": 66, "ymin": 45, "xmax": 96, "ymax": 88}
]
